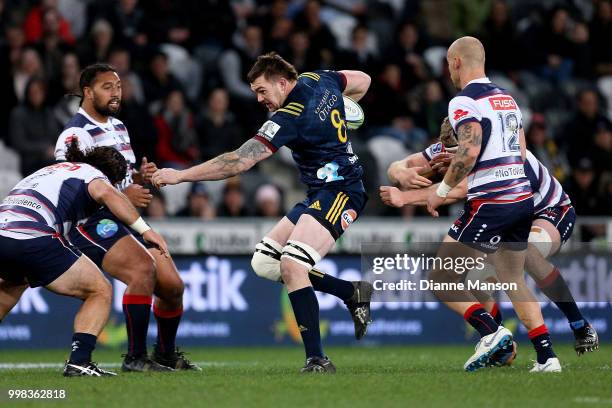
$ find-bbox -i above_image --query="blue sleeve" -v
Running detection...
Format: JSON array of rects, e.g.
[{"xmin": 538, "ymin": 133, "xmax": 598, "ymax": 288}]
[
  {"xmin": 252, "ymin": 112, "xmax": 299, "ymax": 152},
  {"xmin": 320, "ymin": 70, "xmax": 347, "ymax": 92}
]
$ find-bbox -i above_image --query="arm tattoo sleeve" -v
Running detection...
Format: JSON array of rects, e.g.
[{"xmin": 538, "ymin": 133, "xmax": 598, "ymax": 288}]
[
  {"xmin": 208, "ymin": 139, "xmax": 271, "ymax": 179},
  {"xmin": 446, "ymin": 123, "xmax": 482, "ymax": 185}
]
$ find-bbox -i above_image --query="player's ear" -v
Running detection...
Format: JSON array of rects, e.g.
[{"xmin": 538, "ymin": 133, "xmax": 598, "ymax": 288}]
[{"xmin": 83, "ymin": 86, "xmax": 93, "ymax": 100}]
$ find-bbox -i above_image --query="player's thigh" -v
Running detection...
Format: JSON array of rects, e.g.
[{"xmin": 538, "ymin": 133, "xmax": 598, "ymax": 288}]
[
  {"xmin": 265, "ymin": 216, "xmax": 295, "ymax": 246},
  {"xmin": 102, "ymin": 235, "xmax": 156, "ymax": 283},
  {"xmin": 287, "ymin": 214, "xmax": 336, "ymax": 258},
  {"xmin": 45, "ymin": 255, "xmax": 111, "ymax": 300}
]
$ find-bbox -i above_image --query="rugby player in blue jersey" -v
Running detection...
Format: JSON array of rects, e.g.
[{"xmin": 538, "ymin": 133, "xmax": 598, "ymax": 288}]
[{"xmin": 153, "ymin": 52, "xmax": 372, "ymax": 373}]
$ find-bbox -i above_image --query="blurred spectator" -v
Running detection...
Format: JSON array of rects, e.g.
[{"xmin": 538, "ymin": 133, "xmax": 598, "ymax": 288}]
[
  {"xmin": 390, "ymin": 21, "xmax": 429, "ymax": 89},
  {"xmin": 413, "ymin": 79, "xmax": 448, "ymax": 138},
  {"xmin": 87, "ymin": 0, "xmax": 146, "ymax": 48},
  {"xmin": 526, "ymin": 113, "xmax": 570, "ymax": 182},
  {"xmin": 562, "ymin": 88, "xmax": 612, "ymax": 167},
  {"xmin": 23, "ymin": 0, "xmax": 75, "ymax": 45},
  {"xmin": 78, "ymin": 19, "xmax": 114, "ymax": 66},
  {"xmin": 176, "ymin": 182, "xmax": 216, "ymax": 219},
  {"xmin": 571, "ymin": 20, "xmax": 593, "ymax": 79},
  {"xmin": 479, "ymin": 0, "xmax": 520, "ymax": 75},
  {"xmin": 144, "ymin": 190, "xmax": 168, "ymax": 219},
  {"xmin": 12, "ymin": 47, "xmax": 44, "ymax": 102},
  {"xmin": 117, "ymin": 76, "xmax": 158, "ymax": 164},
  {"xmin": 154, "ymin": 89, "xmax": 199, "ymax": 168},
  {"xmin": 590, "ymin": 0, "xmax": 612, "ymax": 77},
  {"xmin": 531, "ymin": 6, "xmax": 575, "ymax": 84},
  {"xmin": 35, "ymin": 8, "xmax": 73, "ymax": 84},
  {"xmin": 0, "ymin": 25, "xmax": 25, "ymax": 141},
  {"xmin": 217, "ymin": 177, "xmax": 248, "ymax": 217},
  {"xmin": 9, "ymin": 77, "xmax": 61, "ymax": 175},
  {"xmin": 286, "ymin": 29, "xmax": 319, "ymax": 72},
  {"xmin": 363, "ymin": 63, "xmax": 406, "ymax": 127},
  {"xmin": 197, "ymin": 88, "xmax": 244, "ymax": 161},
  {"xmin": 142, "ymin": 50, "xmax": 183, "ymax": 109},
  {"xmin": 337, "ymin": 24, "xmax": 378, "ymax": 73},
  {"xmin": 108, "ymin": 47, "xmax": 144, "ymax": 103},
  {"xmin": 294, "ymin": 0, "xmax": 337, "ymax": 67},
  {"xmin": 218, "ymin": 24, "xmax": 262, "ymax": 101},
  {"xmin": 254, "ymin": 184, "xmax": 283, "ymax": 217},
  {"xmin": 52, "ymin": 51, "xmax": 80, "ymax": 125},
  {"xmin": 564, "ymin": 157, "xmax": 606, "ymax": 215},
  {"xmin": 451, "ymin": 0, "xmax": 492, "ymax": 37}
]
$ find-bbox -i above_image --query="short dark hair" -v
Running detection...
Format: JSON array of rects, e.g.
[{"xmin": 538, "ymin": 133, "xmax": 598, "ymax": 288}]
[
  {"xmin": 79, "ymin": 63, "xmax": 117, "ymax": 95},
  {"xmin": 246, "ymin": 52, "xmax": 298, "ymax": 84},
  {"xmin": 65, "ymin": 139, "xmax": 127, "ymax": 185}
]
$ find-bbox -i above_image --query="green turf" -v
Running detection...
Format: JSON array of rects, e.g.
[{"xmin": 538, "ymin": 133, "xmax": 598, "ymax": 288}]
[{"xmin": 1, "ymin": 344, "xmax": 611, "ymax": 407}]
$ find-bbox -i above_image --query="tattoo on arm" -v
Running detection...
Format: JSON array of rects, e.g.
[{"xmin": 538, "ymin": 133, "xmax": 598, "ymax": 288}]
[
  {"xmin": 209, "ymin": 139, "xmax": 271, "ymax": 179},
  {"xmin": 446, "ymin": 123, "xmax": 482, "ymax": 185}
]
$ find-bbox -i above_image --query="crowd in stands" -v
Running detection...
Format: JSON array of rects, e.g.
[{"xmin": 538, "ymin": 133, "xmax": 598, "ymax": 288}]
[{"xmin": 0, "ymin": 0, "xmax": 609, "ymax": 226}]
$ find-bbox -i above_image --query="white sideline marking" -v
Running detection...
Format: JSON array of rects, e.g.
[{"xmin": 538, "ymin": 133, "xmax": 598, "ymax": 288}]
[{"xmin": 0, "ymin": 361, "xmax": 243, "ymax": 370}]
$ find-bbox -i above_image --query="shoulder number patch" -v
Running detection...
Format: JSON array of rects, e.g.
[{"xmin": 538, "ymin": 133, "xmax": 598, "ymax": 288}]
[{"xmin": 257, "ymin": 120, "xmax": 281, "ymax": 141}]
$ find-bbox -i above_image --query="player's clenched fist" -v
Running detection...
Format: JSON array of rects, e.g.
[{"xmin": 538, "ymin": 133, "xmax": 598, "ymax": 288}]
[
  {"xmin": 124, "ymin": 184, "xmax": 153, "ymax": 208},
  {"xmin": 426, "ymin": 190, "xmax": 445, "ymax": 218},
  {"xmin": 152, "ymin": 168, "xmax": 182, "ymax": 188}
]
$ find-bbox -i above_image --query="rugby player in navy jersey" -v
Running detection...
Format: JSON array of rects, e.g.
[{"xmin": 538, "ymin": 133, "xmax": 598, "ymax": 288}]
[{"xmin": 153, "ymin": 52, "xmax": 372, "ymax": 373}]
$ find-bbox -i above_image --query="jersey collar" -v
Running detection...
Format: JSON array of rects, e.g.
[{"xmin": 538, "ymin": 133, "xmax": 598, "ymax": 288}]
[
  {"xmin": 78, "ymin": 107, "xmax": 112, "ymax": 128},
  {"xmin": 465, "ymin": 77, "xmax": 491, "ymax": 86}
]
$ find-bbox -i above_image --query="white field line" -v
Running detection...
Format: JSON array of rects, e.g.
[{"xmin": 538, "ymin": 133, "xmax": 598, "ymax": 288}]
[{"xmin": 0, "ymin": 361, "xmax": 251, "ymax": 370}]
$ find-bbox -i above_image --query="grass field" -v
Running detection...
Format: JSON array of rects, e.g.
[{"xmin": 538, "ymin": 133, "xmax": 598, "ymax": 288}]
[{"xmin": 1, "ymin": 344, "xmax": 611, "ymax": 407}]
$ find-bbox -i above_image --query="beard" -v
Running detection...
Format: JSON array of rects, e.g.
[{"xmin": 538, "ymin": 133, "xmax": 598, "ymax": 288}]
[{"xmin": 93, "ymin": 98, "xmax": 121, "ymax": 117}]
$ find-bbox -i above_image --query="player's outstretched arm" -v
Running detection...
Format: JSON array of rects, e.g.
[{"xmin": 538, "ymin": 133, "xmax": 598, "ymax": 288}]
[
  {"xmin": 87, "ymin": 179, "xmax": 169, "ymax": 257},
  {"xmin": 152, "ymin": 138, "xmax": 273, "ymax": 187},
  {"xmin": 339, "ymin": 70, "xmax": 371, "ymax": 102},
  {"xmin": 387, "ymin": 153, "xmax": 433, "ymax": 189},
  {"xmin": 426, "ymin": 122, "xmax": 482, "ymax": 216},
  {"xmin": 380, "ymin": 179, "xmax": 468, "ymax": 208}
]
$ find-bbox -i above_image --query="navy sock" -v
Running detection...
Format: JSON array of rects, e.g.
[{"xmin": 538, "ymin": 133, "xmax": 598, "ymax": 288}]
[
  {"xmin": 122, "ymin": 294, "xmax": 152, "ymax": 358},
  {"xmin": 309, "ymin": 269, "xmax": 355, "ymax": 301},
  {"xmin": 288, "ymin": 287, "xmax": 323, "ymax": 358},
  {"xmin": 538, "ymin": 267, "xmax": 585, "ymax": 330},
  {"xmin": 69, "ymin": 333, "xmax": 97, "ymax": 363},
  {"xmin": 153, "ymin": 305, "xmax": 183, "ymax": 355},
  {"xmin": 491, "ymin": 303, "xmax": 503, "ymax": 325},
  {"xmin": 464, "ymin": 304, "xmax": 499, "ymax": 337},
  {"xmin": 529, "ymin": 325, "xmax": 556, "ymax": 364}
]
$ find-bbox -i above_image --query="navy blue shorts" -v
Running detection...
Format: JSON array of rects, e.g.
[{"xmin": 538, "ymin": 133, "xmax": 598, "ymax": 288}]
[
  {"xmin": 286, "ymin": 185, "xmax": 368, "ymax": 240},
  {"xmin": 69, "ymin": 208, "xmax": 151, "ymax": 267},
  {"xmin": 534, "ymin": 205, "xmax": 576, "ymax": 245},
  {"xmin": 0, "ymin": 234, "xmax": 82, "ymax": 287},
  {"xmin": 448, "ymin": 195, "xmax": 534, "ymax": 253}
]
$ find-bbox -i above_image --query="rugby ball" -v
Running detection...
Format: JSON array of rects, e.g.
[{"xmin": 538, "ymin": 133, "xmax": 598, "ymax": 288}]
[{"xmin": 343, "ymin": 95, "xmax": 365, "ymax": 130}]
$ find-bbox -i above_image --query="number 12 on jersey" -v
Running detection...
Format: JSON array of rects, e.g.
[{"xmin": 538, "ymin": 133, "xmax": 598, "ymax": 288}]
[{"xmin": 497, "ymin": 112, "xmax": 520, "ymax": 152}]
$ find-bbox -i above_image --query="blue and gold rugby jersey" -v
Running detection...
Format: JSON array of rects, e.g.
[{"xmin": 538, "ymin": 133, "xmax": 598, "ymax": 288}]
[{"xmin": 253, "ymin": 70, "xmax": 364, "ymax": 191}]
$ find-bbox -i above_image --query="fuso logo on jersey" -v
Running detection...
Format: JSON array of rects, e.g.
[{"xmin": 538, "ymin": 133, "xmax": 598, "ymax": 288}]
[
  {"xmin": 96, "ymin": 219, "xmax": 118, "ymax": 238},
  {"xmin": 489, "ymin": 96, "xmax": 517, "ymax": 110},
  {"xmin": 453, "ymin": 109, "xmax": 469, "ymax": 121}
]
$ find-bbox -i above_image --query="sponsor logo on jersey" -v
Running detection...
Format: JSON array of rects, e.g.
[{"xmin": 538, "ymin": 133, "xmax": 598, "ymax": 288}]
[
  {"xmin": 340, "ymin": 209, "xmax": 357, "ymax": 230},
  {"xmin": 431, "ymin": 142, "xmax": 444, "ymax": 155},
  {"xmin": 309, "ymin": 200, "xmax": 322, "ymax": 210},
  {"xmin": 453, "ymin": 109, "xmax": 469, "ymax": 121},
  {"xmin": 96, "ymin": 219, "xmax": 118, "ymax": 238},
  {"xmin": 489, "ymin": 96, "xmax": 517, "ymax": 110},
  {"xmin": 257, "ymin": 120, "xmax": 281, "ymax": 141}
]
